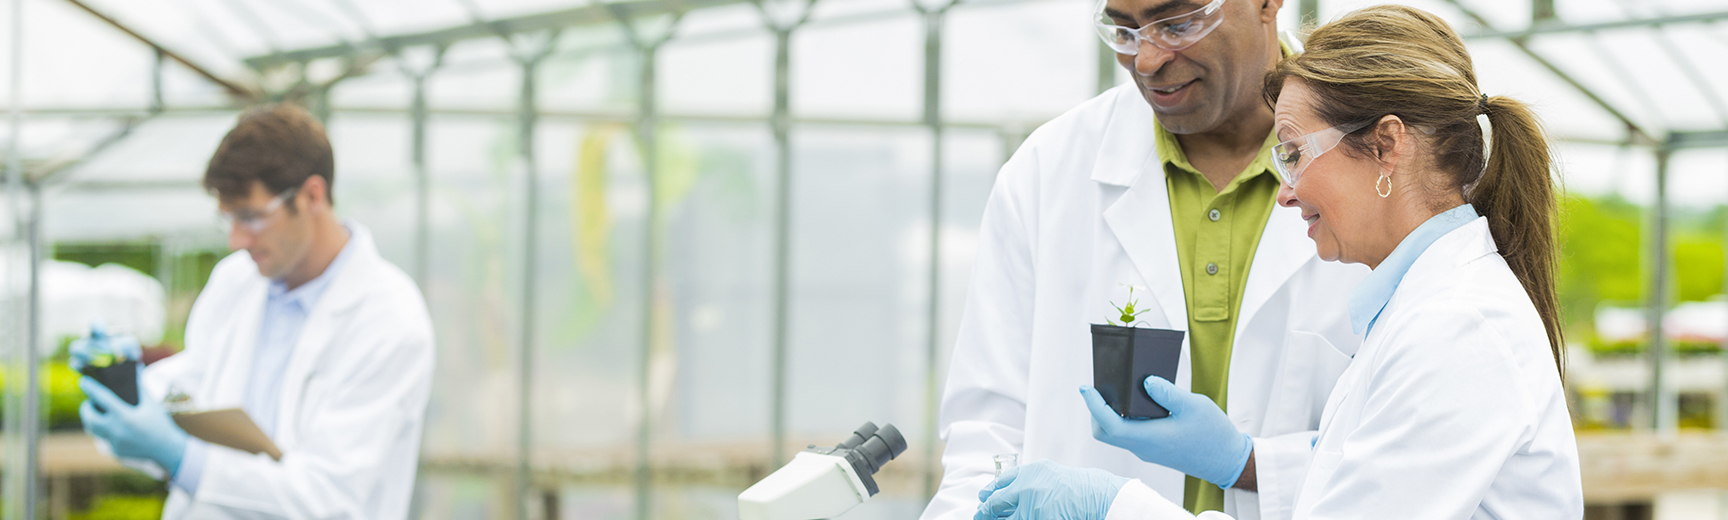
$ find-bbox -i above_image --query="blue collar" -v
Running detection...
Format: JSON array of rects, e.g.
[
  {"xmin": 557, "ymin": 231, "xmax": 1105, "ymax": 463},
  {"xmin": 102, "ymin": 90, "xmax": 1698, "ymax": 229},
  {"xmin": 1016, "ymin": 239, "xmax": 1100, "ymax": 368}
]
[
  {"xmin": 1348, "ymin": 204, "xmax": 1478, "ymax": 337},
  {"xmin": 267, "ymin": 224, "xmax": 357, "ymax": 310}
]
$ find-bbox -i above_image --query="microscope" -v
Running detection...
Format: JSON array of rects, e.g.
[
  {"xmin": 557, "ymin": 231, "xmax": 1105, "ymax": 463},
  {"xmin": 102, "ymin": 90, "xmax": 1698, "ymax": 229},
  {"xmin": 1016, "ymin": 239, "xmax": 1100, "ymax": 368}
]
[{"xmin": 738, "ymin": 422, "xmax": 908, "ymax": 520}]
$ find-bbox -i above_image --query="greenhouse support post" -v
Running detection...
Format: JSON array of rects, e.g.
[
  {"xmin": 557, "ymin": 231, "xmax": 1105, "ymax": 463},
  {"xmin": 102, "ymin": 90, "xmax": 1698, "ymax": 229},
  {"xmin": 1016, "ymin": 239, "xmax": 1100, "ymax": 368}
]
[
  {"xmin": 508, "ymin": 31, "xmax": 559, "ymax": 520},
  {"xmin": 914, "ymin": 0, "xmax": 962, "ymax": 498},
  {"xmin": 1649, "ymin": 147, "xmax": 1673, "ymax": 435},
  {"xmin": 4, "ymin": 0, "xmax": 39, "ymax": 517},
  {"xmin": 752, "ymin": 0, "xmax": 819, "ymax": 472}
]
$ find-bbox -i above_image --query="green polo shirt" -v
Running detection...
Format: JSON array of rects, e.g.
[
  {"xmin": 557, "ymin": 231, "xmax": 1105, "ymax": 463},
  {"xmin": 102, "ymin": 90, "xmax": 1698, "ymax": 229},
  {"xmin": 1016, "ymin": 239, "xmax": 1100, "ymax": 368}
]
[{"xmin": 1157, "ymin": 124, "xmax": 1282, "ymax": 514}]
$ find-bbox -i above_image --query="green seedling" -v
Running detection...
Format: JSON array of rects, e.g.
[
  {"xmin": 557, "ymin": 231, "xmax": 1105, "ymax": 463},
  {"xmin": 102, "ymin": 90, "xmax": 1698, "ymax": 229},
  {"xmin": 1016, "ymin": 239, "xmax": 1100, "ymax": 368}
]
[
  {"xmin": 1108, "ymin": 286, "xmax": 1148, "ymax": 326},
  {"xmin": 89, "ymin": 353, "xmax": 116, "ymax": 368}
]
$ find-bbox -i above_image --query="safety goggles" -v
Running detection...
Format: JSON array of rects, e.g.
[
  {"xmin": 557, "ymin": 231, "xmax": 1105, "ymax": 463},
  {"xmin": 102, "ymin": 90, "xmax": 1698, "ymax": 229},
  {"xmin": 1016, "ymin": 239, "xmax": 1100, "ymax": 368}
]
[
  {"xmin": 1270, "ymin": 120, "xmax": 1373, "ymax": 187},
  {"xmin": 1094, "ymin": 0, "xmax": 1227, "ymax": 55},
  {"xmin": 1272, "ymin": 120, "xmax": 1435, "ymax": 186},
  {"xmin": 218, "ymin": 186, "xmax": 298, "ymax": 234}
]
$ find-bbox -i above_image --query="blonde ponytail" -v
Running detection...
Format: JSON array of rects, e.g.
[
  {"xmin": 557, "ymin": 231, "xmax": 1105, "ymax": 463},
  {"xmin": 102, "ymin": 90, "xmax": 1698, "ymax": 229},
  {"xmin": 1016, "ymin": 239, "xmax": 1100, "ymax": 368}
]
[{"xmin": 1471, "ymin": 96, "xmax": 1563, "ymax": 377}]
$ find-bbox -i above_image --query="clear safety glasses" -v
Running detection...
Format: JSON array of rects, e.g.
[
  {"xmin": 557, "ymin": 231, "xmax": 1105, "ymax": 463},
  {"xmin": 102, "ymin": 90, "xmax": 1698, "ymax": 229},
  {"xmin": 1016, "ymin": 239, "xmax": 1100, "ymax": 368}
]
[
  {"xmin": 1270, "ymin": 120, "xmax": 1373, "ymax": 187},
  {"xmin": 1094, "ymin": 0, "xmax": 1227, "ymax": 55},
  {"xmin": 218, "ymin": 186, "xmax": 298, "ymax": 234}
]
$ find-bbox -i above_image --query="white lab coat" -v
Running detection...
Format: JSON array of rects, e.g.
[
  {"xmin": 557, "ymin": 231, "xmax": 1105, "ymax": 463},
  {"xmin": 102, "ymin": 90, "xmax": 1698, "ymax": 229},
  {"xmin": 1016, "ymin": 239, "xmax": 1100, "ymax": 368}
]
[
  {"xmin": 142, "ymin": 222, "xmax": 435, "ymax": 520},
  {"xmin": 1103, "ymin": 218, "xmax": 1583, "ymax": 519},
  {"xmin": 921, "ymin": 83, "xmax": 1369, "ymax": 520}
]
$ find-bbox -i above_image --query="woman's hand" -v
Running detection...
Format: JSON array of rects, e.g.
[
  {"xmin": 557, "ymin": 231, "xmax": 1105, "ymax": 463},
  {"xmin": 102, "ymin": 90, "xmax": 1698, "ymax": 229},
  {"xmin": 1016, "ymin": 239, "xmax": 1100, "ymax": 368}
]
[
  {"xmin": 1080, "ymin": 377, "xmax": 1254, "ymax": 490},
  {"xmin": 976, "ymin": 460, "xmax": 1129, "ymax": 519}
]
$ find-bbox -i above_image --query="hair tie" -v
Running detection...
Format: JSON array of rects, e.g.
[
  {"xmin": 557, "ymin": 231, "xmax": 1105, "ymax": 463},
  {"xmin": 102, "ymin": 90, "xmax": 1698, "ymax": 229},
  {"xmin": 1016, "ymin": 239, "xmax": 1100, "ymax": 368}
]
[{"xmin": 1478, "ymin": 93, "xmax": 1491, "ymax": 115}]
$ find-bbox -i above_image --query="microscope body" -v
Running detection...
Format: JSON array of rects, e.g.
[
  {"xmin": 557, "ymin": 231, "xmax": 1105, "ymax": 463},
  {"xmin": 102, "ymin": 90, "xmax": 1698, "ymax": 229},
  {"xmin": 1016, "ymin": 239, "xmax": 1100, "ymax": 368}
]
[{"xmin": 737, "ymin": 422, "xmax": 908, "ymax": 520}]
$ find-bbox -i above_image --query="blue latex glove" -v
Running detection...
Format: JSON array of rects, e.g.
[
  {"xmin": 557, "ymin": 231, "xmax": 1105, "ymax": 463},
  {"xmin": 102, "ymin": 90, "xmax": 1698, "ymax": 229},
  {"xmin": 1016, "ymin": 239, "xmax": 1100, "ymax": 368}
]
[
  {"xmin": 79, "ymin": 365, "xmax": 188, "ymax": 477},
  {"xmin": 68, "ymin": 324, "xmax": 143, "ymax": 373},
  {"xmin": 976, "ymin": 460, "xmax": 1130, "ymax": 520},
  {"xmin": 1080, "ymin": 376, "xmax": 1253, "ymax": 489}
]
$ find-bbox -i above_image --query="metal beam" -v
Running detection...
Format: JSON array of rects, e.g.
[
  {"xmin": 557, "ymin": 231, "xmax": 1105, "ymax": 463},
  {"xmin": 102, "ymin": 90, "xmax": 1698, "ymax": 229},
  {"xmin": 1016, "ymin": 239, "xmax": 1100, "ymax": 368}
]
[
  {"xmin": 1443, "ymin": 0, "xmax": 1657, "ymax": 145},
  {"xmin": 1298, "ymin": 0, "xmax": 1318, "ymax": 27},
  {"xmin": 1668, "ymin": 129, "xmax": 1728, "ymax": 150},
  {"xmin": 50, "ymin": 179, "xmax": 201, "ymax": 192},
  {"xmin": 14, "ymin": 105, "xmax": 1659, "ymax": 149},
  {"xmin": 61, "ymin": 0, "xmax": 258, "ymax": 100},
  {"xmin": 1460, "ymin": 10, "xmax": 1728, "ymax": 40},
  {"xmin": 243, "ymin": 0, "xmax": 745, "ymax": 70},
  {"xmin": 1531, "ymin": 0, "xmax": 1555, "ymax": 24}
]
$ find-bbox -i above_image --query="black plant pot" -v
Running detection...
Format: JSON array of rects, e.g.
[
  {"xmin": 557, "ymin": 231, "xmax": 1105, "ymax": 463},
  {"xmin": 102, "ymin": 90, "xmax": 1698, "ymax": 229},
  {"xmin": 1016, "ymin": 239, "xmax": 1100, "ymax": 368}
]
[
  {"xmin": 80, "ymin": 359, "xmax": 140, "ymax": 412},
  {"xmin": 1090, "ymin": 324, "xmax": 1184, "ymax": 419}
]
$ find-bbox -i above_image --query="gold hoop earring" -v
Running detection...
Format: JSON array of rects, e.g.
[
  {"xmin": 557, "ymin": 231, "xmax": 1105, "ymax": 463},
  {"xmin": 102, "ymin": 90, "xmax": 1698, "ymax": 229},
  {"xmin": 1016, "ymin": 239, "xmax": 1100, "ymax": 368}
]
[{"xmin": 1376, "ymin": 172, "xmax": 1392, "ymax": 198}]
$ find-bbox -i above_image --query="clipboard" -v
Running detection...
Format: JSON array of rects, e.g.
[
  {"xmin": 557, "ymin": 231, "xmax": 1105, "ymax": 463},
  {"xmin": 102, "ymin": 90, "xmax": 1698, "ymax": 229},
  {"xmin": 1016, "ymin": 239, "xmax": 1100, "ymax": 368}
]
[{"xmin": 172, "ymin": 408, "xmax": 283, "ymax": 460}]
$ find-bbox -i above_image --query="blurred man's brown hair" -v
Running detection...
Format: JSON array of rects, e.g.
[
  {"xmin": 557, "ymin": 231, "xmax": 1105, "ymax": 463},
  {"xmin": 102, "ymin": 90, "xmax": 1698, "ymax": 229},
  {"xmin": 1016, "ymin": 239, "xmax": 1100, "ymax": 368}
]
[{"xmin": 203, "ymin": 103, "xmax": 334, "ymax": 207}]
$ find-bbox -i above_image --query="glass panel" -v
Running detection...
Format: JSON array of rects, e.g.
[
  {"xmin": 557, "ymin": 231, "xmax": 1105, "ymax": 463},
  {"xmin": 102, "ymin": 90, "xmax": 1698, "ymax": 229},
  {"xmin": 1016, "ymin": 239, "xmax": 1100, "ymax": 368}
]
[
  {"xmin": 16, "ymin": 0, "xmax": 155, "ymax": 108},
  {"xmin": 942, "ymin": 1, "xmax": 1096, "ymax": 122},
  {"xmin": 785, "ymin": 125, "xmax": 931, "ymax": 437},
  {"xmin": 792, "ymin": 16, "xmax": 923, "ymax": 121},
  {"xmin": 538, "ymin": 47, "xmax": 634, "ymax": 114},
  {"xmin": 419, "ymin": 115, "xmax": 529, "ymax": 458},
  {"xmin": 525, "ymin": 119, "xmax": 644, "ymax": 451},
  {"xmin": 659, "ymin": 34, "xmax": 773, "ymax": 117}
]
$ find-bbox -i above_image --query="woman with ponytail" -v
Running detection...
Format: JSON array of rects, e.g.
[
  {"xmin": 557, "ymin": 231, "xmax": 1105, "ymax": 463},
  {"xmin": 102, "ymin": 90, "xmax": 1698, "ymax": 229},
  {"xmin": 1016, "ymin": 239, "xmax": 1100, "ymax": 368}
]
[{"xmin": 973, "ymin": 5, "xmax": 1581, "ymax": 519}]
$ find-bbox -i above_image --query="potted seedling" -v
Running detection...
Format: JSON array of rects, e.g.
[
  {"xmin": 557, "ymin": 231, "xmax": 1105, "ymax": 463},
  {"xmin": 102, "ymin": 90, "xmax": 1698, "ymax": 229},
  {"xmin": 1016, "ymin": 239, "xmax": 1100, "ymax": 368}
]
[{"xmin": 1091, "ymin": 285, "xmax": 1184, "ymax": 419}]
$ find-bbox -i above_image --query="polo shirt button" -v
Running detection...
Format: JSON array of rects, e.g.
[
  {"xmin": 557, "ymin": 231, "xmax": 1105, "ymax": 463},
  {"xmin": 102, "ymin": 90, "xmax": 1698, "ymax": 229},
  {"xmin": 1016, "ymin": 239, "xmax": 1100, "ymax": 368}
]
[
  {"xmin": 1208, "ymin": 209, "xmax": 1221, "ymax": 221},
  {"xmin": 1206, "ymin": 262, "xmax": 1219, "ymax": 275}
]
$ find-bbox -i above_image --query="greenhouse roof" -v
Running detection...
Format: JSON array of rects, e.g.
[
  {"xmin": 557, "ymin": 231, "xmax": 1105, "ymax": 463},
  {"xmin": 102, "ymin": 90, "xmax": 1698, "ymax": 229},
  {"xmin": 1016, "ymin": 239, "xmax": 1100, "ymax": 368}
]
[{"xmin": 2, "ymin": 0, "xmax": 1727, "ymax": 240}]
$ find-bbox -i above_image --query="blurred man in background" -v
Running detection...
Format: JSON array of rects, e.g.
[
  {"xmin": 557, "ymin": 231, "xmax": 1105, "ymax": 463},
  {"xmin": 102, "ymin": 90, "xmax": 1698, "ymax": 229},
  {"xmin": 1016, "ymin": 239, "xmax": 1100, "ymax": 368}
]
[{"xmin": 73, "ymin": 103, "xmax": 436, "ymax": 519}]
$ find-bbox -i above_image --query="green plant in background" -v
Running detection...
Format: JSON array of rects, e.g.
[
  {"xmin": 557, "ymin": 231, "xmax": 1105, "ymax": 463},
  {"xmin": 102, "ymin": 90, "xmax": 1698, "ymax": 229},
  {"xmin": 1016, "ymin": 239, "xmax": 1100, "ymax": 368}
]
[
  {"xmin": 0, "ymin": 363, "xmax": 89, "ymax": 430},
  {"xmin": 1556, "ymin": 195, "xmax": 1641, "ymax": 338},
  {"xmin": 69, "ymin": 496, "xmax": 164, "ymax": 520},
  {"xmin": 1557, "ymin": 195, "xmax": 1728, "ymax": 353}
]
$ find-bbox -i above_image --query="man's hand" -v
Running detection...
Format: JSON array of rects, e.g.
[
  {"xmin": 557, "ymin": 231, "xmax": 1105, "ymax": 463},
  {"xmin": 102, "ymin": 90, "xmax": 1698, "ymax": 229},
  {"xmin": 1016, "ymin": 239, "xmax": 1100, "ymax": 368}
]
[
  {"xmin": 1080, "ymin": 376, "xmax": 1253, "ymax": 490},
  {"xmin": 80, "ymin": 366, "xmax": 189, "ymax": 476}
]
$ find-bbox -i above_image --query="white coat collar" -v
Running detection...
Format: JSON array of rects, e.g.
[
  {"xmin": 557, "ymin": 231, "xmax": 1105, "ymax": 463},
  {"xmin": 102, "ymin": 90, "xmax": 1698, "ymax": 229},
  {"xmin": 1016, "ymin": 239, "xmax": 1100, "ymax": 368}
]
[
  {"xmin": 1316, "ymin": 218, "xmax": 1498, "ymax": 432},
  {"xmin": 1089, "ymin": 86, "xmax": 1161, "ymax": 188},
  {"xmin": 1096, "ymin": 85, "xmax": 1186, "ymax": 329},
  {"xmin": 1093, "ymin": 84, "xmax": 1317, "ymax": 337}
]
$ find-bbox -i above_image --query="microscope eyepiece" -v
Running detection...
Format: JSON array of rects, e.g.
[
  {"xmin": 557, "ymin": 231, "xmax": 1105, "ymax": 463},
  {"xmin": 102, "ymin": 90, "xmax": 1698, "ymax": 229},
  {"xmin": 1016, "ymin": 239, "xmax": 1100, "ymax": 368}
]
[
  {"xmin": 854, "ymin": 424, "xmax": 907, "ymax": 474},
  {"xmin": 739, "ymin": 421, "xmax": 910, "ymax": 520},
  {"xmin": 836, "ymin": 422, "xmax": 879, "ymax": 450}
]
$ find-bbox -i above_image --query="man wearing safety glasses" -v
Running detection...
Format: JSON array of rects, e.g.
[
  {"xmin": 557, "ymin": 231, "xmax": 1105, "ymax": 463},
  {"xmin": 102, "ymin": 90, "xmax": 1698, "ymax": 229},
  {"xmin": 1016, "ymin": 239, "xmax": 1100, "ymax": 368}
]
[
  {"xmin": 68, "ymin": 104, "xmax": 435, "ymax": 518},
  {"xmin": 923, "ymin": 0, "xmax": 1367, "ymax": 518}
]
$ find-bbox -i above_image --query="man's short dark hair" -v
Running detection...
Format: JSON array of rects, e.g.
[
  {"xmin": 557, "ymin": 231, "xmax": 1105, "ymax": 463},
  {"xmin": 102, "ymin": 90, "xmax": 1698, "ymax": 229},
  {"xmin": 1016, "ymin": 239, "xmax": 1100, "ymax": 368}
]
[{"xmin": 203, "ymin": 103, "xmax": 334, "ymax": 207}]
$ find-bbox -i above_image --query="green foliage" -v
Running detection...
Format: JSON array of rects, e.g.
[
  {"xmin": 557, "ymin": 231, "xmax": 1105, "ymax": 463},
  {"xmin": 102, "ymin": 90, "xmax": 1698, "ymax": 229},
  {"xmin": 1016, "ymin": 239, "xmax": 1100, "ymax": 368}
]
[
  {"xmin": 0, "ymin": 363, "xmax": 90, "ymax": 430},
  {"xmin": 1675, "ymin": 236, "xmax": 1725, "ymax": 302},
  {"xmin": 53, "ymin": 243, "xmax": 160, "ymax": 276},
  {"xmin": 70, "ymin": 496, "xmax": 164, "ymax": 520},
  {"xmin": 1556, "ymin": 195, "xmax": 1728, "ymax": 342},
  {"xmin": 1556, "ymin": 195, "xmax": 1641, "ymax": 334}
]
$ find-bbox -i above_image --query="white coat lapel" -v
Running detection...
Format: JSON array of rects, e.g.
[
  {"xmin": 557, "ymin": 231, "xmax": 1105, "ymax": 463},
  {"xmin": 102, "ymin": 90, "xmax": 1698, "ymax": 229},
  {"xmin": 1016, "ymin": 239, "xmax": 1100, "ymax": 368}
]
[
  {"xmin": 1235, "ymin": 203, "xmax": 1316, "ymax": 341},
  {"xmin": 1093, "ymin": 93, "xmax": 1187, "ymax": 330},
  {"xmin": 1102, "ymin": 173, "xmax": 1186, "ymax": 330},
  {"xmin": 206, "ymin": 281, "xmax": 268, "ymax": 408},
  {"xmin": 274, "ymin": 228, "xmax": 376, "ymax": 447}
]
